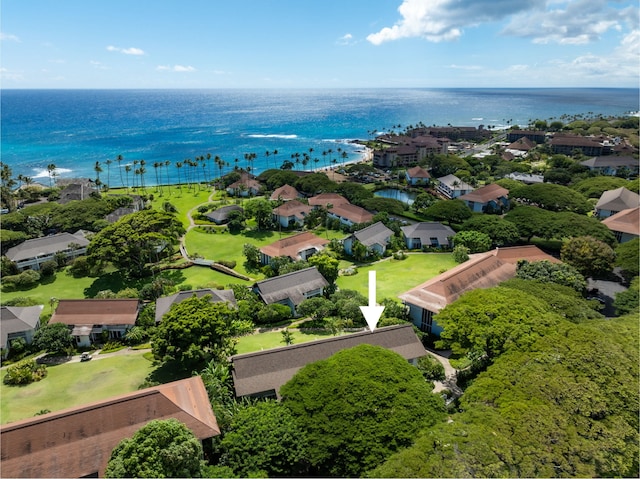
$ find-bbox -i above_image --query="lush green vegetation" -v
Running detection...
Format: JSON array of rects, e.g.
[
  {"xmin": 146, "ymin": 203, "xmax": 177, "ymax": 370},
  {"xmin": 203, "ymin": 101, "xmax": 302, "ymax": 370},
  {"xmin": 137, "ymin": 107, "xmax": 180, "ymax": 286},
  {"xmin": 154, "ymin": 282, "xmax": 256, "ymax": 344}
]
[
  {"xmin": 0, "ymin": 353, "xmax": 154, "ymax": 424},
  {"xmin": 281, "ymin": 344, "xmax": 445, "ymax": 477},
  {"xmin": 336, "ymin": 253, "xmax": 456, "ymax": 298}
]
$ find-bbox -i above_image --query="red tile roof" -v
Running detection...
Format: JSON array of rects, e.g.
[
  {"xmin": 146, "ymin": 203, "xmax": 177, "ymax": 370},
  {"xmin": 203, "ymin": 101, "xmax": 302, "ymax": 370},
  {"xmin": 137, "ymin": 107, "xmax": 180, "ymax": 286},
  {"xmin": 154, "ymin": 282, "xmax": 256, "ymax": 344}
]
[{"xmin": 0, "ymin": 377, "xmax": 219, "ymax": 478}]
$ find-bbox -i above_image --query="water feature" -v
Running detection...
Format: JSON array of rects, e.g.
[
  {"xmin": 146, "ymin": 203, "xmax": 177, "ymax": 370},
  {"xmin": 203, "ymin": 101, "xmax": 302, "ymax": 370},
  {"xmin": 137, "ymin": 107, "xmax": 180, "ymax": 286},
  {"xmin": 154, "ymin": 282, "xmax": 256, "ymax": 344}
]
[{"xmin": 374, "ymin": 188, "xmax": 418, "ymax": 205}]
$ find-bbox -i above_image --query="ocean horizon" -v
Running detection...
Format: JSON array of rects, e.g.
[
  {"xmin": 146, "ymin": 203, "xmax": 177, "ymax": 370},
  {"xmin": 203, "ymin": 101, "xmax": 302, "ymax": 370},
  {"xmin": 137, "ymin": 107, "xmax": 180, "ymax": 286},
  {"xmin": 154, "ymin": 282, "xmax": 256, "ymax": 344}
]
[{"xmin": 1, "ymin": 88, "xmax": 638, "ymax": 187}]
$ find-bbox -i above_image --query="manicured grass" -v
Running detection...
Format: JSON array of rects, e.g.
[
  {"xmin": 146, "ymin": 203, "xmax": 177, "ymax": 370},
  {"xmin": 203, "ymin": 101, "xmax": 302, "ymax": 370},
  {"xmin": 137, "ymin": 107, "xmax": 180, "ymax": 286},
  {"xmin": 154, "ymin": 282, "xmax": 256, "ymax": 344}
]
[
  {"xmin": 235, "ymin": 329, "xmax": 350, "ymax": 354},
  {"xmin": 0, "ymin": 352, "xmax": 155, "ymax": 424},
  {"xmin": 184, "ymin": 227, "xmax": 345, "ymax": 279},
  {"xmin": 336, "ymin": 253, "xmax": 457, "ymax": 299}
]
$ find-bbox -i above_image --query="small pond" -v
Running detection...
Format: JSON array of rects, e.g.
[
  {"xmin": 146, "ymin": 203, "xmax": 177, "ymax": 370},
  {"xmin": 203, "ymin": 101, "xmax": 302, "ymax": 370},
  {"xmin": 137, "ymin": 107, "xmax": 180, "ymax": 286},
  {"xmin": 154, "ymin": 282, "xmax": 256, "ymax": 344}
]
[{"xmin": 374, "ymin": 188, "xmax": 418, "ymax": 205}]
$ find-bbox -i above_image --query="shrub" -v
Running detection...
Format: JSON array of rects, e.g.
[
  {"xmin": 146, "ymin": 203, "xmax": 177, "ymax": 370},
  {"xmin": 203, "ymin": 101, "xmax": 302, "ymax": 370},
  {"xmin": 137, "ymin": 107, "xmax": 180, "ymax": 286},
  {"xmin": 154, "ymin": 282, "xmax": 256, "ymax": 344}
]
[
  {"xmin": 68, "ymin": 256, "xmax": 92, "ymax": 277},
  {"xmin": 39, "ymin": 260, "xmax": 58, "ymax": 277},
  {"xmin": 2, "ymin": 269, "xmax": 41, "ymax": 290},
  {"xmin": 452, "ymin": 244, "xmax": 470, "ymax": 263},
  {"xmin": 256, "ymin": 303, "xmax": 291, "ymax": 324},
  {"xmin": 3, "ymin": 359, "xmax": 47, "ymax": 386},
  {"xmin": 416, "ymin": 355, "xmax": 446, "ymax": 381},
  {"xmin": 217, "ymin": 259, "xmax": 237, "ymax": 269}
]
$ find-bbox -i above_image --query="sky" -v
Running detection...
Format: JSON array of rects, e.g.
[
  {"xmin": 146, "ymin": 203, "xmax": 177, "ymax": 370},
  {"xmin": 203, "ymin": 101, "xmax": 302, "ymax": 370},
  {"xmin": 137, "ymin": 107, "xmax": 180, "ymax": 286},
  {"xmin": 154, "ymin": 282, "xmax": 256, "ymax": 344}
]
[{"xmin": 1, "ymin": 0, "xmax": 638, "ymax": 89}]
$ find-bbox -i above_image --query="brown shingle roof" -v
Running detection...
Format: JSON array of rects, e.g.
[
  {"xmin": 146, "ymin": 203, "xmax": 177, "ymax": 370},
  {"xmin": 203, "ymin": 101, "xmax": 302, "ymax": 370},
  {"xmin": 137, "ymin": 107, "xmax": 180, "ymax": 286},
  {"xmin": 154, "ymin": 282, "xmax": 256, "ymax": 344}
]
[
  {"xmin": 601, "ymin": 207, "xmax": 640, "ymax": 236},
  {"xmin": 406, "ymin": 165, "xmax": 431, "ymax": 178},
  {"xmin": 51, "ymin": 299, "xmax": 139, "ymax": 327},
  {"xmin": 272, "ymin": 199, "xmax": 312, "ymax": 217},
  {"xmin": 260, "ymin": 232, "xmax": 329, "ymax": 261},
  {"xmin": 458, "ymin": 183, "xmax": 509, "ymax": 203},
  {"xmin": 0, "ymin": 377, "xmax": 219, "ymax": 478},
  {"xmin": 270, "ymin": 184, "xmax": 300, "ymax": 201},
  {"xmin": 308, "ymin": 193, "xmax": 350, "ymax": 207},
  {"xmin": 507, "ymin": 137, "xmax": 536, "ymax": 151},
  {"xmin": 231, "ymin": 324, "xmax": 425, "ymax": 398},
  {"xmin": 399, "ymin": 246, "xmax": 559, "ymax": 313},
  {"xmin": 328, "ymin": 203, "xmax": 374, "ymax": 224}
]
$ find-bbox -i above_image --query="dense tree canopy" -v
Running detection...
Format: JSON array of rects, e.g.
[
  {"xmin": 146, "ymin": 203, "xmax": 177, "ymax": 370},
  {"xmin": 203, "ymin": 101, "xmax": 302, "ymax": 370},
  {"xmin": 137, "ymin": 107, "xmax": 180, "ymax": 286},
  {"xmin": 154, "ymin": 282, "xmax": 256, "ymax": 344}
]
[
  {"xmin": 435, "ymin": 287, "xmax": 559, "ymax": 361},
  {"xmin": 571, "ymin": 176, "xmax": 631, "ymax": 198},
  {"xmin": 33, "ymin": 322, "xmax": 74, "ymax": 355},
  {"xmin": 516, "ymin": 259, "xmax": 587, "ymax": 292},
  {"xmin": 452, "ymin": 230, "xmax": 492, "ymax": 253},
  {"xmin": 460, "ymin": 215, "xmax": 520, "ymax": 246},
  {"xmin": 243, "ymin": 198, "xmax": 273, "ymax": 230},
  {"xmin": 105, "ymin": 418, "xmax": 205, "ymax": 478},
  {"xmin": 219, "ymin": 401, "xmax": 309, "ymax": 477},
  {"xmin": 510, "ymin": 183, "xmax": 591, "ymax": 214},
  {"xmin": 615, "ymin": 238, "xmax": 639, "ymax": 281},
  {"xmin": 152, "ymin": 295, "xmax": 238, "ymax": 369},
  {"xmin": 374, "ymin": 315, "xmax": 639, "ymax": 478},
  {"xmin": 87, "ymin": 209, "xmax": 184, "ymax": 277},
  {"xmin": 280, "ymin": 344, "xmax": 445, "ymax": 477},
  {"xmin": 561, "ymin": 236, "xmax": 616, "ymax": 278},
  {"xmin": 425, "ymin": 199, "xmax": 472, "ymax": 224}
]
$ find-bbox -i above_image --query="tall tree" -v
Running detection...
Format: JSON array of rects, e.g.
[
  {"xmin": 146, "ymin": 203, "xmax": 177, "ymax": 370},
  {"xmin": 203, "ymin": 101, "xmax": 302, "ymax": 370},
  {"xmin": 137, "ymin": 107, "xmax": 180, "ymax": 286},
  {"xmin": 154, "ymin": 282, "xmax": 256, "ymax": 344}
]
[
  {"xmin": 561, "ymin": 236, "xmax": 616, "ymax": 278},
  {"xmin": 281, "ymin": 344, "xmax": 445, "ymax": 477},
  {"xmin": 87, "ymin": 209, "xmax": 185, "ymax": 278},
  {"xmin": 152, "ymin": 295, "xmax": 236, "ymax": 369},
  {"xmin": 219, "ymin": 401, "xmax": 309, "ymax": 477},
  {"xmin": 105, "ymin": 419, "xmax": 205, "ymax": 478}
]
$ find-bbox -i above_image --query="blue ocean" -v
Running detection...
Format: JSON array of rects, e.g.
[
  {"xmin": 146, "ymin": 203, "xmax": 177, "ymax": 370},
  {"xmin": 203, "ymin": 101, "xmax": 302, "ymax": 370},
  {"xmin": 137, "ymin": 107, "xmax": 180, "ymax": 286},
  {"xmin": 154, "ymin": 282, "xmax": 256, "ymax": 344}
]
[{"xmin": 1, "ymin": 88, "xmax": 638, "ymax": 186}]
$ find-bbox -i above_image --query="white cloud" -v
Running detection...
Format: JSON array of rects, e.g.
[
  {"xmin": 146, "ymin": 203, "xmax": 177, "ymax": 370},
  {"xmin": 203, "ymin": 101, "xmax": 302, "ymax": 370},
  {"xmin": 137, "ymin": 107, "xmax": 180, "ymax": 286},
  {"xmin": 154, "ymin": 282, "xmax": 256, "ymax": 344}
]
[
  {"xmin": 106, "ymin": 45, "xmax": 145, "ymax": 55},
  {"xmin": 0, "ymin": 32, "xmax": 21, "ymax": 42},
  {"xmin": 90, "ymin": 60, "xmax": 109, "ymax": 70},
  {"xmin": 367, "ymin": 0, "xmax": 542, "ymax": 44},
  {"xmin": 337, "ymin": 33, "xmax": 355, "ymax": 45},
  {"xmin": 156, "ymin": 64, "xmax": 196, "ymax": 72},
  {"xmin": 0, "ymin": 67, "xmax": 24, "ymax": 81},
  {"xmin": 367, "ymin": 0, "xmax": 635, "ymax": 45},
  {"xmin": 503, "ymin": 0, "xmax": 635, "ymax": 44}
]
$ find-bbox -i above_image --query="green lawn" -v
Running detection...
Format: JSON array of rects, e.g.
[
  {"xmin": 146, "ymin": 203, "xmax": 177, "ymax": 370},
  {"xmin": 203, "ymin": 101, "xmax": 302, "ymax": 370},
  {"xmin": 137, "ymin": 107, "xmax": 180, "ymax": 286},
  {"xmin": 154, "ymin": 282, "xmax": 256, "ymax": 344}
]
[
  {"xmin": 185, "ymin": 227, "xmax": 345, "ymax": 279},
  {"xmin": 0, "ymin": 352, "xmax": 155, "ymax": 424},
  {"xmin": 235, "ymin": 329, "xmax": 351, "ymax": 354},
  {"xmin": 336, "ymin": 253, "xmax": 457, "ymax": 299}
]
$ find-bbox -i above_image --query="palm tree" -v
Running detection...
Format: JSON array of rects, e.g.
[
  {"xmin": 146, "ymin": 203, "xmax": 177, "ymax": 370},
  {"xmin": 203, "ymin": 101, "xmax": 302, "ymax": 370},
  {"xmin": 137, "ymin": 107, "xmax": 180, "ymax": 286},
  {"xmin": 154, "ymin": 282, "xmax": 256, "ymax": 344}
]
[
  {"xmin": 341, "ymin": 150, "xmax": 348, "ymax": 168},
  {"xmin": 46, "ymin": 163, "xmax": 57, "ymax": 188},
  {"xmin": 164, "ymin": 160, "xmax": 171, "ymax": 195},
  {"xmin": 116, "ymin": 155, "xmax": 124, "ymax": 188},
  {"xmin": 105, "ymin": 159, "xmax": 112, "ymax": 189},
  {"xmin": 175, "ymin": 161, "xmax": 183, "ymax": 193},
  {"xmin": 265, "ymin": 150, "xmax": 270, "ymax": 170},
  {"xmin": 94, "ymin": 161, "xmax": 102, "ymax": 187},
  {"xmin": 153, "ymin": 162, "xmax": 162, "ymax": 194},
  {"xmin": 124, "ymin": 165, "xmax": 132, "ymax": 191},
  {"xmin": 132, "ymin": 160, "xmax": 139, "ymax": 189},
  {"xmin": 139, "ymin": 159, "xmax": 147, "ymax": 192},
  {"xmin": 206, "ymin": 152, "xmax": 212, "ymax": 183}
]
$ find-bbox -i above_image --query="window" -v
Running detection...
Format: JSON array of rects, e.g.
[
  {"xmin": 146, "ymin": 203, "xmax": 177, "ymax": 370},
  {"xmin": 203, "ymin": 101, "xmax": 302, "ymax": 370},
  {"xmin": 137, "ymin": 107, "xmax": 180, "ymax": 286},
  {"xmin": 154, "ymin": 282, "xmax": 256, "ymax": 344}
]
[
  {"xmin": 430, "ymin": 237, "xmax": 439, "ymax": 247},
  {"xmin": 420, "ymin": 309, "xmax": 433, "ymax": 334}
]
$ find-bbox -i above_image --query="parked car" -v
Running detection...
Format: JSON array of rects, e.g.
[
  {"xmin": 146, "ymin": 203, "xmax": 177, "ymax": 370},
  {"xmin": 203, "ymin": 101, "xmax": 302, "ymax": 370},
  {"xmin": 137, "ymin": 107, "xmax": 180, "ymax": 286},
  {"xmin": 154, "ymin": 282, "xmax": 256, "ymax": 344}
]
[{"xmin": 80, "ymin": 352, "xmax": 92, "ymax": 362}]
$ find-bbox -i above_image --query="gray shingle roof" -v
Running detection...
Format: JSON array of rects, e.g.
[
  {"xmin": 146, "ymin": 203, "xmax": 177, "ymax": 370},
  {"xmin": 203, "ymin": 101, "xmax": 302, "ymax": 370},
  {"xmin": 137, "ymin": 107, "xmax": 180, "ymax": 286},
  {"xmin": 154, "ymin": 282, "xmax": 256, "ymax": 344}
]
[
  {"xmin": 155, "ymin": 289, "xmax": 237, "ymax": 322},
  {"xmin": 595, "ymin": 187, "xmax": 640, "ymax": 212},
  {"xmin": 230, "ymin": 324, "xmax": 426, "ymax": 398},
  {"xmin": 5, "ymin": 232, "xmax": 90, "ymax": 263},
  {"xmin": 253, "ymin": 267, "xmax": 328, "ymax": 307},
  {"xmin": 401, "ymin": 222, "xmax": 455, "ymax": 244},
  {"xmin": 351, "ymin": 221, "xmax": 393, "ymax": 247},
  {"xmin": 0, "ymin": 305, "xmax": 43, "ymax": 349},
  {"xmin": 205, "ymin": 205, "xmax": 244, "ymax": 223}
]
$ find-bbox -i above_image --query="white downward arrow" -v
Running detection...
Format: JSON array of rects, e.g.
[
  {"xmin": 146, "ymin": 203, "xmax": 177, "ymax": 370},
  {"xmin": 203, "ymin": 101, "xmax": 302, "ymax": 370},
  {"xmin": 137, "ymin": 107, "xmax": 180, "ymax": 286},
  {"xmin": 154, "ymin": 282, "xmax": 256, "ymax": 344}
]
[{"xmin": 360, "ymin": 270, "xmax": 385, "ymax": 332}]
